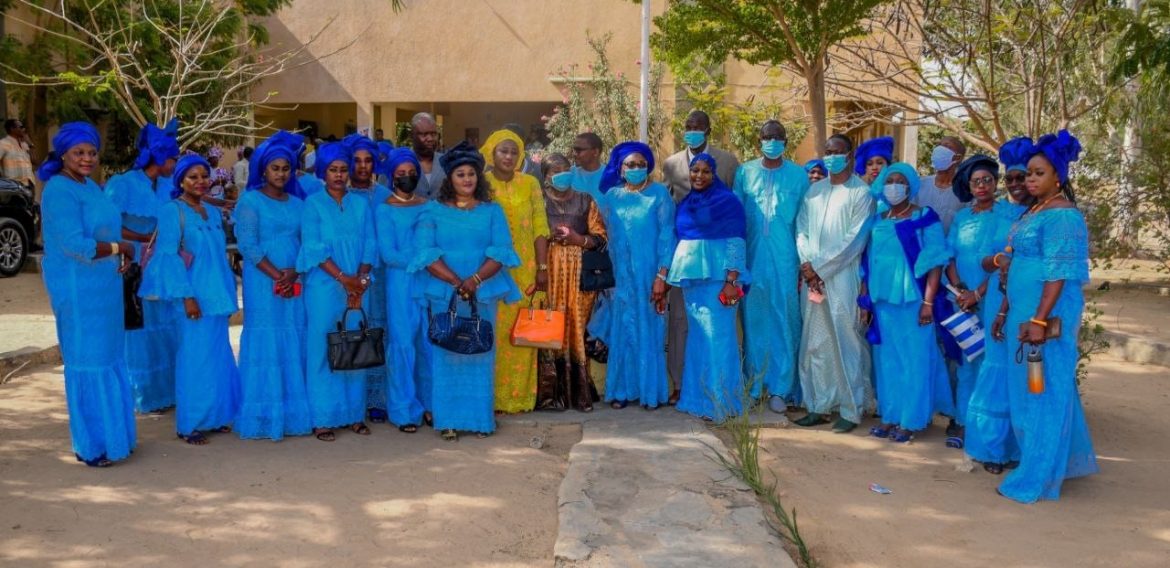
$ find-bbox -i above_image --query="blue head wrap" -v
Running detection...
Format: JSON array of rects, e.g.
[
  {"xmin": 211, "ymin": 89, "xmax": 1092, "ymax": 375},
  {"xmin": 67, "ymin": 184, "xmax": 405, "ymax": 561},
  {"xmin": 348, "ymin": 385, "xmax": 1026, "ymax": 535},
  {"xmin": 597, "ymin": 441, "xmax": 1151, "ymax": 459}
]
[
  {"xmin": 383, "ymin": 147, "xmax": 422, "ymax": 179},
  {"xmin": 599, "ymin": 140, "xmax": 655, "ymax": 194},
  {"xmin": 439, "ymin": 140, "xmax": 485, "ymax": 175},
  {"xmin": 998, "ymin": 136, "xmax": 1034, "ymax": 172},
  {"xmin": 132, "ymin": 119, "xmax": 180, "ymax": 170},
  {"xmin": 854, "ymin": 136, "xmax": 895, "ymax": 175},
  {"xmin": 248, "ymin": 130, "xmax": 306, "ymax": 198},
  {"xmin": 1031, "ymin": 130, "xmax": 1082, "ymax": 185},
  {"xmin": 342, "ymin": 133, "xmax": 379, "ymax": 165},
  {"xmin": 952, "ymin": 155, "xmax": 999, "ymax": 203},
  {"xmin": 871, "ymin": 161, "xmax": 921, "ymax": 206},
  {"xmin": 37, "ymin": 122, "xmax": 101, "ymax": 181},
  {"xmin": 676, "ymin": 153, "xmax": 746, "ymax": 241},
  {"xmin": 315, "ymin": 142, "xmax": 352, "ymax": 181},
  {"xmin": 804, "ymin": 158, "xmax": 826, "ymax": 175},
  {"xmin": 170, "ymin": 154, "xmax": 212, "ymax": 199}
]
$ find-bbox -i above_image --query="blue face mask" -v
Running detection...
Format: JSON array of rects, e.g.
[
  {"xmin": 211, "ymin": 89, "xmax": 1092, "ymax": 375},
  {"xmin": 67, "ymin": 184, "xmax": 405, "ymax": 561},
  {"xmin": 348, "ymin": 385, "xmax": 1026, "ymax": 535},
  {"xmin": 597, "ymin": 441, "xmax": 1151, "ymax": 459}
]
[
  {"xmin": 550, "ymin": 171, "xmax": 573, "ymax": 192},
  {"xmin": 761, "ymin": 139, "xmax": 785, "ymax": 160},
  {"xmin": 683, "ymin": 130, "xmax": 706, "ymax": 149},
  {"xmin": 624, "ymin": 167, "xmax": 649, "ymax": 185},
  {"xmin": 823, "ymin": 154, "xmax": 849, "ymax": 175}
]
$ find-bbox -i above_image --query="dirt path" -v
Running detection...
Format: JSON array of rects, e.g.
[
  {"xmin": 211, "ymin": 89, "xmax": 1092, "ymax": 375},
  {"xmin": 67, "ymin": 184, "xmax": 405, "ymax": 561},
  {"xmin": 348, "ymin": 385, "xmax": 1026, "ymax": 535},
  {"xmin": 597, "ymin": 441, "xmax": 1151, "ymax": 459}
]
[
  {"xmin": 0, "ymin": 365, "xmax": 579, "ymax": 568},
  {"xmin": 757, "ymin": 355, "xmax": 1170, "ymax": 568}
]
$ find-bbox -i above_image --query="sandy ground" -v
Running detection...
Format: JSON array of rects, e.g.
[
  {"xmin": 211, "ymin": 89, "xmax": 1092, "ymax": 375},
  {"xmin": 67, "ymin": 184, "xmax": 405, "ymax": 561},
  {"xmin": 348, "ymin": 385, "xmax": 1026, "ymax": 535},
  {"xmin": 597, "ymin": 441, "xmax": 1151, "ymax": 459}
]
[
  {"xmin": 0, "ymin": 366, "xmax": 579, "ymax": 568},
  {"xmin": 757, "ymin": 355, "xmax": 1170, "ymax": 568}
]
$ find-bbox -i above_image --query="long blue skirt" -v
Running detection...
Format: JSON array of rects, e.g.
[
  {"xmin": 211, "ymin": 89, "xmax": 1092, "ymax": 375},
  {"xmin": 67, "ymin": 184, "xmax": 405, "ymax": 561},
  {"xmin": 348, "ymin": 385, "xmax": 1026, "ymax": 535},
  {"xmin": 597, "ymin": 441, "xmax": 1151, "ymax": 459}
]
[
  {"xmin": 236, "ymin": 295, "xmax": 312, "ymax": 441},
  {"xmin": 676, "ymin": 281, "xmax": 744, "ymax": 421},
  {"xmin": 174, "ymin": 314, "xmax": 241, "ymax": 435},
  {"xmin": 873, "ymin": 301, "xmax": 949, "ymax": 431},
  {"xmin": 384, "ymin": 273, "xmax": 426, "ymax": 426},
  {"xmin": 304, "ymin": 281, "xmax": 369, "ymax": 428},
  {"xmin": 965, "ymin": 282, "xmax": 1019, "ymax": 464},
  {"xmin": 123, "ymin": 299, "xmax": 178, "ymax": 413},
  {"xmin": 953, "ymin": 354, "xmax": 978, "ymax": 427},
  {"xmin": 427, "ymin": 298, "xmax": 497, "ymax": 434},
  {"xmin": 365, "ymin": 264, "xmax": 389, "ymax": 412}
]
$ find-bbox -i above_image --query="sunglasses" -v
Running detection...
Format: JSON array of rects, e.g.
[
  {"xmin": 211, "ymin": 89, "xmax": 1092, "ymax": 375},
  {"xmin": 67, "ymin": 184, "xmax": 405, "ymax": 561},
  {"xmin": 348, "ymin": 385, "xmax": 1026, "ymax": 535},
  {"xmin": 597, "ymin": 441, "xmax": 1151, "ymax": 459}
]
[{"xmin": 970, "ymin": 176, "xmax": 996, "ymax": 187}]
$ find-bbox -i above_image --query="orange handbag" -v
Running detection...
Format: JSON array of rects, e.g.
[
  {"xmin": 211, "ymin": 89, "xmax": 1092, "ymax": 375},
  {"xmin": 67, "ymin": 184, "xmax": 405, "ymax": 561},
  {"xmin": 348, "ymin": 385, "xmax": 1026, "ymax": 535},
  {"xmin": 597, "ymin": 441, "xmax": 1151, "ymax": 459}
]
[{"xmin": 510, "ymin": 298, "xmax": 566, "ymax": 350}]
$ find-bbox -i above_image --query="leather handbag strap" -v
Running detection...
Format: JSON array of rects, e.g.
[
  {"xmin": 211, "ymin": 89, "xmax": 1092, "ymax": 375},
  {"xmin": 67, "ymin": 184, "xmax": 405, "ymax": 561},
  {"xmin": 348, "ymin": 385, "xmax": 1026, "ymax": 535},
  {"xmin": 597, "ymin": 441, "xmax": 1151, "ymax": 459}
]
[{"xmin": 336, "ymin": 307, "xmax": 369, "ymax": 333}]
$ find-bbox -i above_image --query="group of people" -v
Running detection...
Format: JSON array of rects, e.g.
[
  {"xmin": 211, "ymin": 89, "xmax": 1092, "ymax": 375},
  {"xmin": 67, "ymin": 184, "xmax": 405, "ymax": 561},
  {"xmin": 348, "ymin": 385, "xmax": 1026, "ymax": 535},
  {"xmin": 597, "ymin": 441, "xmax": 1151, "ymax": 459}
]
[{"xmin": 39, "ymin": 108, "xmax": 1096, "ymax": 504}]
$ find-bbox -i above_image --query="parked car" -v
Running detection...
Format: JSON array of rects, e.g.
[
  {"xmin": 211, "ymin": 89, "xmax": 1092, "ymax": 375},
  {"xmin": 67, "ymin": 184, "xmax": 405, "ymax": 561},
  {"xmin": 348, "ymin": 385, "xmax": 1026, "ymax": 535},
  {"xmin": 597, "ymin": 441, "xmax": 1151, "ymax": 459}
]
[{"xmin": 0, "ymin": 177, "xmax": 38, "ymax": 277}]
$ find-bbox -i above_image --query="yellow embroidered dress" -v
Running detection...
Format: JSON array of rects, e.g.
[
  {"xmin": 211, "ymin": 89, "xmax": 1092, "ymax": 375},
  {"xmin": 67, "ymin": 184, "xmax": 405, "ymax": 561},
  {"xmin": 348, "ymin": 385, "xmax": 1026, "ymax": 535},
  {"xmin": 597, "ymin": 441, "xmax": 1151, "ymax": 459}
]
[{"xmin": 487, "ymin": 170, "xmax": 550, "ymax": 412}]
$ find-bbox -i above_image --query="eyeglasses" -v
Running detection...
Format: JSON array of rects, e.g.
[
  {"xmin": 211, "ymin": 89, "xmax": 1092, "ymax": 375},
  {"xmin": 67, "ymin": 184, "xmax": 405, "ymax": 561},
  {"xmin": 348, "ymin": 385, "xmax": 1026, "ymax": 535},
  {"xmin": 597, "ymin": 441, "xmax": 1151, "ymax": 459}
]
[
  {"xmin": 970, "ymin": 176, "xmax": 996, "ymax": 187},
  {"xmin": 623, "ymin": 161, "xmax": 648, "ymax": 169}
]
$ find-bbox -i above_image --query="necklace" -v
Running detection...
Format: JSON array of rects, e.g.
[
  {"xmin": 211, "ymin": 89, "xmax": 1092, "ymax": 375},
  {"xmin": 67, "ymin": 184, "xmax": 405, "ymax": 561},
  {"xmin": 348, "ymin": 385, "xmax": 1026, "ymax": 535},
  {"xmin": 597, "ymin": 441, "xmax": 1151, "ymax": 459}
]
[
  {"xmin": 1028, "ymin": 192, "xmax": 1063, "ymax": 214},
  {"xmin": 455, "ymin": 199, "xmax": 476, "ymax": 209},
  {"xmin": 885, "ymin": 202, "xmax": 913, "ymax": 220},
  {"xmin": 391, "ymin": 192, "xmax": 413, "ymax": 203}
]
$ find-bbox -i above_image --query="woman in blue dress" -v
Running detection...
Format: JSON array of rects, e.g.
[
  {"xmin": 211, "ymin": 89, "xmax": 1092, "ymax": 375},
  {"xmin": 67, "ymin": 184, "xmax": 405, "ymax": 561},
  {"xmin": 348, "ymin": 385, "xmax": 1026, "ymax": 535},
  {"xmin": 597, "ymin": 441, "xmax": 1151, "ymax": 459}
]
[
  {"xmin": 943, "ymin": 155, "xmax": 1025, "ymax": 460},
  {"xmin": 668, "ymin": 154, "xmax": 750, "ymax": 421},
  {"xmin": 997, "ymin": 131, "xmax": 1098, "ymax": 503},
  {"xmin": 139, "ymin": 155, "xmax": 240, "ymax": 445},
  {"xmin": 297, "ymin": 142, "xmax": 377, "ymax": 442},
  {"xmin": 104, "ymin": 119, "xmax": 181, "ymax": 413},
  {"xmin": 861, "ymin": 162, "xmax": 952, "ymax": 443},
  {"xmin": 594, "ymin": 141, "xmax": 676, "ymax": 410},
  {"xmin": 233, "ymin": 130, "xmax": 312, "ymax": 441},
  {"xmin": 40, "ymin": 122, "xmax": 137, "ymax": 467},
  {"xmin": 408, "ymin": 141, "xmax": 521, "ymax": 441},
  {"xmin": 375, "ymin": 148, "xmax": 430, "ymax": 432},
  {"xmin": 342, "ymin": 133, "xmax": 393, "ymax": 424}
]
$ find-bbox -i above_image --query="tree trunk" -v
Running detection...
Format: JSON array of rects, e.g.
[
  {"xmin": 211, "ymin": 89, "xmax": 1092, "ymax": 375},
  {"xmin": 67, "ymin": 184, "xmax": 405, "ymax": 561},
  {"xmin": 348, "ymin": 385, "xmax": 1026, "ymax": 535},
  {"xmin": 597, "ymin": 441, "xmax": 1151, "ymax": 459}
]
[{"xmin": 806, "ymin": 60, "xmax": 828, "ymax": 150}]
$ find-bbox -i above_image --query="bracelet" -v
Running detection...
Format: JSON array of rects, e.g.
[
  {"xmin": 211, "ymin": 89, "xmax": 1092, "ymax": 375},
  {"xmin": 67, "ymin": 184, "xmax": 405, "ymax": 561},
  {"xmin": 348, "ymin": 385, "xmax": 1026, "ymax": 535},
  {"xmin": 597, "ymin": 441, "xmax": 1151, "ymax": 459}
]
[
  {"xmin": 997, "ymin": 312, "xmax": 1007, "ymax": 318},
  {"xmin": 922, "ymin": 300, "xmax": 934, "ymax": 307},
  {"xmin": 582, "ymin": 236, "xmax": 590, "ymax": 249},
  {"xmin": 110, "ymin": 242, "xmax": 120, "ymax": 255},
  {"xmin": 1030, "ymin": 318, "xmax": 1048, "ymax": 327},
  {"xmin": 472, "ymin": 273, "xmax": 483, "ymax": 285},
  {"xmin": 992, "ymin": 253, "xmax": 1004, "ymax": 268},
  {"xmin": 655, "ymin": 272, "xmax": 667, "ymax": 281}
]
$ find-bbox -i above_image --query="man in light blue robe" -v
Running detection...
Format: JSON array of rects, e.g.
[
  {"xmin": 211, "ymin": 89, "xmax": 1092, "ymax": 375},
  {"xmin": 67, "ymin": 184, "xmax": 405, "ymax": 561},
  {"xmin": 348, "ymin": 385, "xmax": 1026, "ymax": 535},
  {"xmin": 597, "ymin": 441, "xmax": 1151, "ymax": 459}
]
[
  {"xmin": 570, "ymin": 132, "xmax": 605, "ymax": 199},
  {"xmin": 794, "ymin": 134, "xmax": 876, "ymax": 433},
  {"xmin": 733, "ymin": 120, "xmax": 809, "ymax": 413}
]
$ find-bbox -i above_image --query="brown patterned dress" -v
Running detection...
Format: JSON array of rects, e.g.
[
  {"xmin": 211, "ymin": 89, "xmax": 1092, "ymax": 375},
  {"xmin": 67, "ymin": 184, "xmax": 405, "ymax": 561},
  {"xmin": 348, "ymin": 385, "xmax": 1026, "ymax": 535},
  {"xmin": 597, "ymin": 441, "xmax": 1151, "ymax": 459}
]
[{"xmin": 537, "ymin": 189, "xmax": 607, "ymax": 410}]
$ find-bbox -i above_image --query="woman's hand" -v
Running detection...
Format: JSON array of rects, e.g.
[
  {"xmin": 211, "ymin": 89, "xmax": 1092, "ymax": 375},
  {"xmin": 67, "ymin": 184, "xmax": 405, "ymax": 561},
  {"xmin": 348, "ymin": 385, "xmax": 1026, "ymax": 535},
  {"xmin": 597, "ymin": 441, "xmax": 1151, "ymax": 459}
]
[
  {"xmin": 720, "ymin": 281, "xmax": 741, "ymax": 306},
  {"xmin": 338, "ymin": 274, "xmax": 366, "ymax": 297},
  {"xmin": 998, "ymin": 256, "xmax": 1012, "ymax": 282},
  {"xmin": 992, "ymin": 313, "xmax": 1007, "ymax": 341},
  {"xmin": 534, "ymin": 268, "xmax": 549, "ymax": 293},
  {"xmin": 276, "ymin": 269, "xmax": 298, "ymax": 297},
  {"xmin": 859, "ymin": 307, "xmax": 873, "ymax": 328},
  {"xmin": 1019, "ymin": 321, "xmax": 1047, "ymax": 345},
  {"xmin": 457, "ymin": 276, "xmax": 480, "ymax": 300},
  {"xmin": 918, "ymin": 302, "xmax": 934, "ymax": 326},
  {"xmin": 183, "ymin": 297, "xmax": 202, "ymax": 321},
  {"xmin": 346, "ymin": 293, "xmax": 363, "ymax": 310},
  {"xmin": 651, "ymin": 276, "xmax": 668, "ymax": 314},
  {"xmin": 957, "ymin": 289, "xmax": 980, "ymax": 311}
]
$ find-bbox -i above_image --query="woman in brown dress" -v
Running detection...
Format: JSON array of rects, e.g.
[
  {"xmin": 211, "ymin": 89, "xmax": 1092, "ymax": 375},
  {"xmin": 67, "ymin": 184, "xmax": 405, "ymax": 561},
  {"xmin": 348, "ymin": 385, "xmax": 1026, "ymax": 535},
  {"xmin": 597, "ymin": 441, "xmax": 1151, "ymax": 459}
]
[{"xmin": 536, "ymin": 153, "xmax": 608, "ymax": 412}]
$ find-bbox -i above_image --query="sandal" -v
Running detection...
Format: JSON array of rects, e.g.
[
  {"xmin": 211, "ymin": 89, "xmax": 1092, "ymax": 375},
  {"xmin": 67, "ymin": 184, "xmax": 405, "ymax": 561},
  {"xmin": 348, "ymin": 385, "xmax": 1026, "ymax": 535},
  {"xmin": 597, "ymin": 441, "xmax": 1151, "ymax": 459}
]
[
  {"xmin": 177, "ymin": 431, "xmax": 209, "ymax": 445},
  {"xmin": 350, "ymin": 422, "xmax": 372, "ymax": 436},
  {"xmin": 890, "ymin": 428, "xmax": 914, "ymax": 443},
  {"xmin": 869, "ymin": 424, "xmax": 895, "ymax": 438},
  {"xmin": 398, "ymin": 424, "xmax": 419, "ymax": 434},
  {"xmin": 945, "ymin": 436, "xmax": 965, "ymax": 449},
  {"xmin": 945, "ymin": 418, "xmax": 961, "ymax": 438},
  {"xmin": 667, "ymin": 390, "xmax": 681, "ymax": 406},
  {"xmin": 984, "ymin": 462, "xmax": 1005, "ymax": 475},
  {"xmin": 422, "ymin": 412, "xmax": 434, "ymax": 427},
  {"xmin": 794, "ymin": 413, "xmax": 830, "ymax": 427},
  {"xmin": 314, "ymin": 428, "xmax": 336, "ymax": 442},
  {"xmin": 214, "ymin": 425, "xmax": 232, "ymax": 434},
  {"xmin": 76, "ymin": 454, "xmax": 113, "ymax": 468},
  {"xmin": 368, "ymin": 408, "xmax": 388, "ymax": 424},
  {"xmin": 580, "ymin": 404, "xmax": 594, "ymax": 413},
  {"xmin": 441, "ymin": 429, "xmax": 458, "ymax": 442},
  {"xmin": 610, "ymin": 400, "xmax": 628, "ymax": 410},
  {"xmin": 476, "ymin": 432, "xmax": 492, "ymax": 439}
]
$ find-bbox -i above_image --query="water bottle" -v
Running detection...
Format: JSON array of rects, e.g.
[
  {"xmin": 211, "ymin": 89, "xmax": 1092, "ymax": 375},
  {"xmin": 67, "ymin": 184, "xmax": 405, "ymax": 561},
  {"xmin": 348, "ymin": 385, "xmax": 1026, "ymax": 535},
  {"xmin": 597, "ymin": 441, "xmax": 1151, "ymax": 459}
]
[{"xmin": 1027, "ymin": 345, "xmax": 1045, "ymax": 394}]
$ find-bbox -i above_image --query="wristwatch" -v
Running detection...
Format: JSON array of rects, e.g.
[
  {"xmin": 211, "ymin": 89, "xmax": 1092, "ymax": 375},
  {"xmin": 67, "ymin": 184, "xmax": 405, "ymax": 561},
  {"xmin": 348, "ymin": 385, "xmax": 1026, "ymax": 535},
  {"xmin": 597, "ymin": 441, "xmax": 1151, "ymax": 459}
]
[{"xmin": 537, "ymin": 263, "xmax": 549, "ymax": 271}]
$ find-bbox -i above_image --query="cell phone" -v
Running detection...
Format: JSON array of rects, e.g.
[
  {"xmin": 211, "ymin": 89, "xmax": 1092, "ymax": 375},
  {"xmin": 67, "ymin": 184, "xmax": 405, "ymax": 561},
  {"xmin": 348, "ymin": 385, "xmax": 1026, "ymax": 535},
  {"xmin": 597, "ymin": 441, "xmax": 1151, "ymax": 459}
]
[
  {"xmin": 275, "ymin": 281, "xmax": 303, "ymax": 297},
  {"xmin": 718, "ymin": 287, "xmax": 744, "ymax": 306}
]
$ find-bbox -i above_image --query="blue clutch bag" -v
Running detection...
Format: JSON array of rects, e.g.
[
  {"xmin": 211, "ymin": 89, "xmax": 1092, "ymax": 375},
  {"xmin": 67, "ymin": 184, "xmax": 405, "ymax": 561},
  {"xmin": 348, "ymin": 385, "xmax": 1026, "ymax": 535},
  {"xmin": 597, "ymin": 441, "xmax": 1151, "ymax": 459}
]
[{"xmin": 428, "ymin": 291, "xmax": 494, "ymax": 355}]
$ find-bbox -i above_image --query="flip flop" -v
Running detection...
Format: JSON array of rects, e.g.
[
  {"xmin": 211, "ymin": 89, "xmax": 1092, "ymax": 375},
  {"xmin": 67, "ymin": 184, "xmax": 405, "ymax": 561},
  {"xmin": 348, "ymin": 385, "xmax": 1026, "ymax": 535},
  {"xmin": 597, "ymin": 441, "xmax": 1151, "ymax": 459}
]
[
  {"xmin": 441, "ymin": 429, "xmax": 458, "ymax": 442},
  {"xmin": 984, "ymin": 462, "xmax": 1005, "ymax": 475},
  {"xmin": 313, "ymin": 428, "xmax": 336, "ymax": 442},
  {"xmin": 350, "ymin": 422, "xmax": 372, "ymax": 436},
  {"xmin": 76, "ymin": 453, "xmax": 113, "ymax": 468},
  {"xmin": 945, "ymin": 436, "xmax": 965, "ymax": 449},
  {"xmin": 869, "ymin": 424, "xmax": 895, "ymax": 438},
  {"xmin": 890, "ymin": 428, "xmax": 914, "ymax": 443},
  {"xmin": 177, "ymin": 431, "xmax": 209, "ymax": 445},
  {"xmin": 610, "ymin": 400, "xmax": 628, "ymax": 410},
  {"xmin": 398, "ymin": 424, "xmax": 419, "ymax": 434}
]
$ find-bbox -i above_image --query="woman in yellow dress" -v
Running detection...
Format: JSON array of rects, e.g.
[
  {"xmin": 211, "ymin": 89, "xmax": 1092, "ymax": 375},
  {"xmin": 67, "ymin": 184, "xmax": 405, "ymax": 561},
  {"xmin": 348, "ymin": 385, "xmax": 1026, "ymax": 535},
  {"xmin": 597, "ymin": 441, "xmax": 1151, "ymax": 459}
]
[{"xmin": 481, "ymin": 129, "xmax": 550, "ymax": 413}]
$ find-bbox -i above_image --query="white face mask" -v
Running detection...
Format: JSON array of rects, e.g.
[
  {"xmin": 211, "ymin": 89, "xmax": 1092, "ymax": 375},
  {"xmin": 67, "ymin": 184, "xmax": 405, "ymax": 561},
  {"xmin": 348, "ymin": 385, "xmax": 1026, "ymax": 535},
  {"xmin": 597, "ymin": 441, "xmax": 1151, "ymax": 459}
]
[
  {"xmin": 883, "ymin": 183, "xmax": 909, "ymax": 206},
  {"xmin": 931, "ymin": 146, "xmax": 956, "ymax": 172}
]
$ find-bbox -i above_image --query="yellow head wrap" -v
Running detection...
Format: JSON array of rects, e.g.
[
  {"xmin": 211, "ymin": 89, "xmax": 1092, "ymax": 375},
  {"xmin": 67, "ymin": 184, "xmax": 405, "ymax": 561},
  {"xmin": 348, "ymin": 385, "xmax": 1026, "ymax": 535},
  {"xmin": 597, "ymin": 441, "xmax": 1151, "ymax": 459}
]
[{"xmin": 479, "ymin": 129, "xmax": 526, "ymax": 171}]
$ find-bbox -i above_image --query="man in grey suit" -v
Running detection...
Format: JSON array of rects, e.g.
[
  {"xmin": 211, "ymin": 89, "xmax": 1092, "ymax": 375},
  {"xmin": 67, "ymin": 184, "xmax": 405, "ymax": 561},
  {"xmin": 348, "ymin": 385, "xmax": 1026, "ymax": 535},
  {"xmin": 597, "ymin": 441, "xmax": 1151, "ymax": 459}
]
[{"xmin": 660, "ymin": 110, "xmax": 741, "ymax": 403}]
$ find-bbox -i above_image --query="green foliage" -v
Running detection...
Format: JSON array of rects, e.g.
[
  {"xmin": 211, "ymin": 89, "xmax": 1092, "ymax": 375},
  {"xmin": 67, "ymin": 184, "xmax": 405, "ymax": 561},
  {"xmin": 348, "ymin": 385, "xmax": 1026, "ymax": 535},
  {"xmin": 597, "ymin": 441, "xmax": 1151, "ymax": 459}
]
[
  {"xmin": 1077, "ymin": 296, "xmax": 1110, "ymax": 386},
  {"xmin": 544, "ymin": 33, "xmax": 669, "ymax": 162}
]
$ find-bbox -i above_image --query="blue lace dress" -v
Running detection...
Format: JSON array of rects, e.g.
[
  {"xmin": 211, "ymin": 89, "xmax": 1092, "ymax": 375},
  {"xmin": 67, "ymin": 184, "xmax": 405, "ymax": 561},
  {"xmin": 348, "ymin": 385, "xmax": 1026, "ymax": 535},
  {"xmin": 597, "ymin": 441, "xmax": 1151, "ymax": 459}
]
[
  {"xmin": 139, "ymin": 200, "xmax": 240, "ymax": 436},
  {"xmin": 233, "ymin": 190, "xmax": 312, "ymax": 440},
  {"xmin": 348, "ymin": 183, "xmax": 393, "ymax": 414},
  {"xmin": 593, "ymin": 182, "xmax": 676, "ymax": 408},
  {"xmin": 104, "ymin": 169, "xmax": 178, "ymax": 412},
  {"xmin": 297, "ymin": 191, "xmax": 378, "ymax": 429},
  {"xmin": 375, "ymin": 200, "xmax": 431, "ymax": 426},
  {"xmin": 41, "ymin": 175, "xmax": 137, "ymax": 462},
  {"xmin": 867, "ymin": 208, "xmax": 952, "ymax": 431},
  {"xmin": 667, "ymin": 238, "xmax": 751, "ymax": 421},
  {"xmin": 408, "ymin": 202, "xmax": 521, "ymax": 434},
  {"xmin": 999, "ymin": 207, "xmax": 1098, "ymax": 503}
]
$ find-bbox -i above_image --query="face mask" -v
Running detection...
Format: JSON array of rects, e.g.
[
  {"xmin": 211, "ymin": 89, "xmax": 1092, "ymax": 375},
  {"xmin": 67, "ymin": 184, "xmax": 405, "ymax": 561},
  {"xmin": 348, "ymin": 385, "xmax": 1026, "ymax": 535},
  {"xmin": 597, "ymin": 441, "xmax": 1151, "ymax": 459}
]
[
  {"xmin": 624, "ymin": 167, "xmax": 649, "ymax": 185},
  {"xmin": 761, "ymin": 139, "xmax": 786, "ymax": 160},
  {"xmin": 931, "ymin": 146, "xmax": 956, "ymax": 172},
  {"xmin": 550, "ymin": 171, "xmax": 573, "ymax": 192},
  {"xmin": 883, "ymin": 183, "xmax": 909, "ymax": 206},
  {"xmin": 683, "ymin": 130, "xmax": 706, "ymax": 149},
  {"xmin": 823, "ymin": 154, "xmax": 849, "ymax": 175},
  {"xmin": 393, "ymin": 174, "xmax": 420, "ymax": 193}
]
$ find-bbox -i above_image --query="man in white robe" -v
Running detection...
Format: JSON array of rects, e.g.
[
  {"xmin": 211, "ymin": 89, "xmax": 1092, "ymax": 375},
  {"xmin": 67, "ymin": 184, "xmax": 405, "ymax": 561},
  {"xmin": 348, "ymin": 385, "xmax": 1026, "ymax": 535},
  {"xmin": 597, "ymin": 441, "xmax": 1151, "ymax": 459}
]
[{"xmin": 795, "ymin": 134, "xmax": 876, "ymax": 433}]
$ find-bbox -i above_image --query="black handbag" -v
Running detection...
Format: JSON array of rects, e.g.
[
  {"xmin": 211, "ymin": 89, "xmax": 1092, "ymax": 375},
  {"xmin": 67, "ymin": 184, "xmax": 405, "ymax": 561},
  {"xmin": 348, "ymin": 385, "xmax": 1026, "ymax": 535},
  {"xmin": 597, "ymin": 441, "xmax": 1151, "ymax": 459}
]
[
  {"xmin": 122, "ymin": 262, "xmax": 144, "ymax": 330},
  {"xmin": 579, "ymin": 249, "xmax": 615, "ymax": 291},
  {"xmin": 427, "ymin": 291, "xmax": 494, "ymax": 355},
  {"xmin": 326, "ymin": 308, "xmax": 386, "ymax": 371}
]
